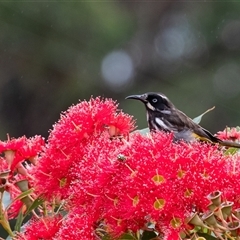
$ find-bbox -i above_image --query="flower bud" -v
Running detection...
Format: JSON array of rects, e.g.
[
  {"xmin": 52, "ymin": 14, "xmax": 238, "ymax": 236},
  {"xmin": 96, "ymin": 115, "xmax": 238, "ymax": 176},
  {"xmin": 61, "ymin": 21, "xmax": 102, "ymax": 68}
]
[{"xmin": 207, "ymin": 190, "xmax": 222, "ymax": 207}]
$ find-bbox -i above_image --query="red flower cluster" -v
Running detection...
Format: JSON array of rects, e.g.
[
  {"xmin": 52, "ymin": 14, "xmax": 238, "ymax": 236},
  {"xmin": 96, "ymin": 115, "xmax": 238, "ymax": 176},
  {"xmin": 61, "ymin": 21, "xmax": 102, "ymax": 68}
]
[
  {"xmin": 102, "ymin": 132, "xmax": 240, "ymax": 239},
  {"xmin": 24, "ymin": 132, "xmax": 240, "ymax": 239},
  {"xmin": 9, "ymin": 97, "xmax": 240, "ymax": 240},
  {"xmin": 0, "ymin": 135, "xmax": 44, "ymax": 175},
  {"xmin": 0, "ymin": 135, "xmax": 44, "ymax": 219},
  {"xmin": 32, "ymin": 97, "xmax": 135, "ymax": 200}
]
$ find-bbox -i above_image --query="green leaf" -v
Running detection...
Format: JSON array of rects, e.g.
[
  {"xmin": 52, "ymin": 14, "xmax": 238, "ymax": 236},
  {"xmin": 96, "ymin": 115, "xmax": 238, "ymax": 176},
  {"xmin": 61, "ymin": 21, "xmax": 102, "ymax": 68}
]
[
  {"xmin": 224, "ymin": 147, "xmax": 239, "ymax": 155},
  {"xmin": 14, "ymin": 206, "xmax": 24, "ymax": 232},
  {"xmin": 101, "ymin": 235, "xmax": 111, "ymax": 240},
  {"xmin": 192, "ymin": 106, "xmax": 215, "ymax": 124},
  {"xmin": 24, "ymin": 197, "xmax": 44, "ymax": 217},
  {"xmin": 5, "ymin": 188, "xmax": 34, "ymax": 212},
  {"xmin": 13, "ymin": 197, "xmax": 44, "ymax": 232}
]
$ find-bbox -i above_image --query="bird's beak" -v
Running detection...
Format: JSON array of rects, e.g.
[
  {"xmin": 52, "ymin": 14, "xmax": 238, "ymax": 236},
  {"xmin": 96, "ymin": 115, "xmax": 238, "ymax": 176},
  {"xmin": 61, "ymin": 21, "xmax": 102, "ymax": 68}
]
[{"xmin": 125, "ymin": 94, "xmax": 147, "ymax": 103}]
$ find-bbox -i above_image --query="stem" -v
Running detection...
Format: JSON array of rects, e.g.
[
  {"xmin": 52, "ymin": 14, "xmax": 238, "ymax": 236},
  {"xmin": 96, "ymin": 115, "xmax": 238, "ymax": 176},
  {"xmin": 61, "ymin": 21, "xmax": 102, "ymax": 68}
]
[
  {"xmin": 0, "ymin": 192, "xmax": 14, "ymax": 237},
  {"xmin": 212, "ymin": 229, "xmax": 225, "ymax": 240}
]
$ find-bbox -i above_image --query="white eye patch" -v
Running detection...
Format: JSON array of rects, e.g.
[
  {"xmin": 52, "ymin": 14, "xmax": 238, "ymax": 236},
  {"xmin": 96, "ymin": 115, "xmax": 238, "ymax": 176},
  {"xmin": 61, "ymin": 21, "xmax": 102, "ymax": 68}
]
[{"xmin": 152, "ymin": 98, "xmax": 158, "ymax": 103}]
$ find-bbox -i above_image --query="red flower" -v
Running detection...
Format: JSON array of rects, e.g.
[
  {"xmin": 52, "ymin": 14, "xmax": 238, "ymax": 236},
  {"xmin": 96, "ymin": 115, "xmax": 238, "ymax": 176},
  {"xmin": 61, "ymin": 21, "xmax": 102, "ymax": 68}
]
[
  {"xmin": 48, "ymin": 97, "xmax": 135, "ymax": 149},
  {"xmin": 0, "ymin": 135, "xmax": 44, "ymax": 173},
  {"xmin": 31, "ymin": 145, "xmax": 76, "ymax": 199},
  {"xmin": 216, "ymin": 127, "xmax": 240, "ymax": 141},
  {"xmin": 54, "ymin": 207, "xmax": 100, "ymax": 240},
  {"xmin": 0, "ymin": 135, "xmax": 44, "ymax": 203},
  {"xmin": 162, "ymin": 228, "xmax": 180, "ymax": 240},
  {"xmin": 15, "ymin": 215, "xmax": 63, "ymax": 240},
  {"xmin": 102, "ymin": 132, "xmax": 235, "ymax": 237},
  {"xmin": 68, "ymin": 134, "xmax": 123, "ymax": 206},
  {"xmin": 10, "ymin": 135, "xmax": 44, "ymax": 173},
  {"xmin": 32, "ymin": 97, "xmax": 135, "ymax": 200}
]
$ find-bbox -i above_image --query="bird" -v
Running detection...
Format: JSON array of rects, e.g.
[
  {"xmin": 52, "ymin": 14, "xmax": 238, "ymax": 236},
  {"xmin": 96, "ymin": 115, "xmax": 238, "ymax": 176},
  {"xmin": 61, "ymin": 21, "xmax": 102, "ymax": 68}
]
[{"xmin": 126, "ymin": 92, "xmax": 240, "ymax": 148}]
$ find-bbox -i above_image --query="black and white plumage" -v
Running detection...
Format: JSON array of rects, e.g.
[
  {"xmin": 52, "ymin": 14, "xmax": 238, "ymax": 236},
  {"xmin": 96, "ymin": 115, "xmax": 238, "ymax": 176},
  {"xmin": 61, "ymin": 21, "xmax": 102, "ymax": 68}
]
[{"xmin": 126, "ymin": 92, "xmax": 240, "ymax": 148}]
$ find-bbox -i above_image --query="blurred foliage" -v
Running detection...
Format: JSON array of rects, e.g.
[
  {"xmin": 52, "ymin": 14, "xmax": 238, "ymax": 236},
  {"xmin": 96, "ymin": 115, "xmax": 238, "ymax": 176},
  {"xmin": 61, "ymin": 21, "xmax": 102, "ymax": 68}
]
[{"xmin": 0, "ymin": 2, "xmax": 240, "ymax": 140}]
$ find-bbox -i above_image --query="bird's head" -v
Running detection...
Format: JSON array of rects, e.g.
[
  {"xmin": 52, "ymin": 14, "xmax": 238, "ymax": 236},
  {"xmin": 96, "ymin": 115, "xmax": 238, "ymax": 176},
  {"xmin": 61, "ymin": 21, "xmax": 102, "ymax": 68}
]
[{"xmin": 126, "ymin": 92, "xmax": 174, "ymax": 112}]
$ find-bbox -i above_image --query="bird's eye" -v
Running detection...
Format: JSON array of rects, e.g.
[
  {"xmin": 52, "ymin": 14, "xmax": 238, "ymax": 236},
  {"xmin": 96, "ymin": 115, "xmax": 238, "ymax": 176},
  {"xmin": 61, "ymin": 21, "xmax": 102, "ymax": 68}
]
[{"xmin": 152, "ymin": 98, "xmax": 158, "ymax": 103}]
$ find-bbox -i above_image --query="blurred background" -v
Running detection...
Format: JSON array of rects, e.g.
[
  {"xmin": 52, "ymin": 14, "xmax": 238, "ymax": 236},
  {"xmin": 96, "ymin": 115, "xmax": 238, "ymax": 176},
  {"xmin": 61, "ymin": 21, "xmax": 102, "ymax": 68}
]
[{"xmin": 0, "ymin": 2, "xmax": 240, "ymax": 140}]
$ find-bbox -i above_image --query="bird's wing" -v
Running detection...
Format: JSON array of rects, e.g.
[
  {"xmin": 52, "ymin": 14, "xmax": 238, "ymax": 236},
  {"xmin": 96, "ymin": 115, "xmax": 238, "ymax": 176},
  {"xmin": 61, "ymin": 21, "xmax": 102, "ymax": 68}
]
[{"xmin": 166, "ymin": 108, "xmax": 219, "ymax": 143}]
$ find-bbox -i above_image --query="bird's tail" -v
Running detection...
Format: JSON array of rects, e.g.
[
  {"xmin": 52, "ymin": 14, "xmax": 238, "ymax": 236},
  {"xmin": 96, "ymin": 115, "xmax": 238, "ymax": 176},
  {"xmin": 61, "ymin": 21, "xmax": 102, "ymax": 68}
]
[
  {"xmin": 201, "ymin": 128, "xmax": 240, "ymax": 149},
  {"xmin": 219, "ymin": 140, "xmax": 240, "ymax": 148}
]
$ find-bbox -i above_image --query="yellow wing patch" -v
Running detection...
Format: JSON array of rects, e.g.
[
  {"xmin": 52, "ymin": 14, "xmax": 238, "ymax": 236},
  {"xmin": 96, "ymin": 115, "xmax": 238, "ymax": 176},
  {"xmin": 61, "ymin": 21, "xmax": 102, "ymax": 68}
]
[{"xmin": 192, "ymin": 133, "xmax": 212, "ymax": 143}]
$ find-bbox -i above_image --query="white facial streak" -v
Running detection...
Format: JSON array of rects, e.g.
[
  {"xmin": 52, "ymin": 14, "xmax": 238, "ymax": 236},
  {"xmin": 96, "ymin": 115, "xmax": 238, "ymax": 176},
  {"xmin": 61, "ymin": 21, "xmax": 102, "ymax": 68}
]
[{"xmin": 146, "ymin": 102, "xmax": 155, "ymax": 111}]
